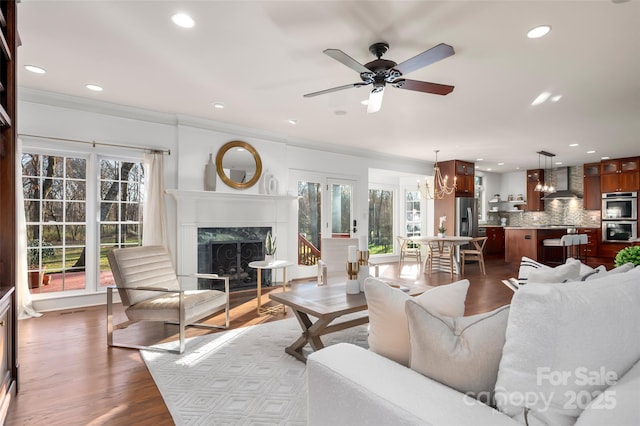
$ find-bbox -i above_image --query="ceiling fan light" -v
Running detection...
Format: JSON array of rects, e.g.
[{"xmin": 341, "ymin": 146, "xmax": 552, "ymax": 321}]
[{"xmin": 367, "ymin": 89, "xmax": 384, "ymax": 113}]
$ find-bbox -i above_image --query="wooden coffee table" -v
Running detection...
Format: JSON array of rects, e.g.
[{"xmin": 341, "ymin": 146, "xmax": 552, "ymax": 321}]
[{"xmin": 269, "ymin": 281, "xmax": 429, "ymax": 362}]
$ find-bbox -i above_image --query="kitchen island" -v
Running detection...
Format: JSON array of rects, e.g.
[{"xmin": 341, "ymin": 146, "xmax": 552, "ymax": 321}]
[{"xmin": 504, "ymin": 226, "xmax": 599, "ymax": 264}]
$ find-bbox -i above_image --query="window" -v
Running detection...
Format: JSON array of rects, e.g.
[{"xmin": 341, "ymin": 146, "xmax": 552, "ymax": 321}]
[
  {"xmin": 405, "ymin": 190, "xmax": 421, "ymax": 237},
  {"xmin": 368, "ymin": 188, "xmax": 394, "ymax": 254},
  {"xmin": 22, "ymin": 150, "xmax": 145, "ymax": 294},
  {"xmin": 99, "ymin": 159, "xmax": 145, "ymax": 286},
  {"xmin": 23, "ymin": 153, "xmax": 87, "ymax": 293}
]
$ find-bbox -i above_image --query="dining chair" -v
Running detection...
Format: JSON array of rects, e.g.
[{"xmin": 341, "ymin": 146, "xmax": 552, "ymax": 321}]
[
  {"xmin": 397, "ymin": 236, "xmax": 421, "ymax": 268},
  {"xmin": 425, "ymin": 240, "xmax": 454, "ymax": 278},
  {"xmin": 107, "ymin": 245, "xmax": 230, "ymax": 354},
  {"xmin": 460, "ymin": 236, "xmax": 488, "ymax": 275}
]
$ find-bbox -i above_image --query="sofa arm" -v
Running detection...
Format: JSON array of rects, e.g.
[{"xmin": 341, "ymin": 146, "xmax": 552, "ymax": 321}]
[{"xmin": 307, "ymin": 343, "xmax": 519, "ymax": 426}]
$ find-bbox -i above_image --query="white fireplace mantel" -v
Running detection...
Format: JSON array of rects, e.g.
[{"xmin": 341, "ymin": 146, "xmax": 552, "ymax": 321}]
[{"xmin": 166, "ymin": 189, "xmax": 297, "ymax": 286}]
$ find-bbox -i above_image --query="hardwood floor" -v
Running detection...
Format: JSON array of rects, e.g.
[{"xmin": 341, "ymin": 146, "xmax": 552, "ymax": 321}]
[{"xmin": 6, "ymin": 257, "xmax": 517, "ymax": 426}]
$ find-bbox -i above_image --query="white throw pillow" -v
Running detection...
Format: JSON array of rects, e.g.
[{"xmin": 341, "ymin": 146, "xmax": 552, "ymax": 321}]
[
  {"xmin": 526, "ymin": 258, "xmax": 581, "ymax": 283},
  {"xmin": 517, "ymin": 256, "xmax": 582, "ymax": 285},
  {"xmin": 405, "ymin": 300, "xmax": 509, "ymax": 405},
  {"xmin": 364, "ymin": 277, "xmax": 469, "ymax": 366},
  {"xmin": 583, "ymin": 262, "xmax": 635, "ymax": 281},
  {"xmin": 494, "ymin": 272, "xmax": 640, "ymax": 425}
]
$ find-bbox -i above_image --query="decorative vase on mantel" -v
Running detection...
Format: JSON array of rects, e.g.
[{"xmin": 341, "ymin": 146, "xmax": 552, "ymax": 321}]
[{"xmin": 204, "ymin": 153, "xmax": 217, "ymax": 191}]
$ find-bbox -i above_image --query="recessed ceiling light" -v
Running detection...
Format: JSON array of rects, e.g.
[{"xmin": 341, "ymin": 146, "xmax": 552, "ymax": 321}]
[
  {"xmin": 550, "ymin": 95, "xmax": 562, "ymax": 102},
  {"xmin": 516, "ymin": 167, "xmax": 521, "ymax": 170},
  {"xmin": 86, "ymin": 84, "xmax": 103, "ymax": 92},
  {"xmin": 587, "ymin": 150, "xmax": 596, "ymax": 154},
  {"xmin": 527, "ymin": 25, "xmax": 551, "ymax": 39},
  {"xmin": 476, "ymin": 158, "xmax": 483, "ymax": 161},
  {"xmin": 531, "ymin": 92, "xmax": 551, "ymax": 106},
  {"xmin": 487, "ymin": 168, "xmax": 493, "ymax": 171},
  {"xmin": 172, "ymin": 13, "xmax": 195, "ymax": 28},
  {"xmin": 555, "ymin": 161, "xmax": 563, "ymax": 165},
  {"xmin": 287, "ymin": 119, "xmax": 297, "ymax": 125},
  {"xmin": 25, "ymin": 65, "xmax": 46, "ymax": 74},
  {"xmin": 601, "ymin": 156, "xmax": 610, "ymax": 160},
  {"xmin": 569, "ymin": 143, "xmax": 579, "ymax": 147},
  {"xmin": 211, "ymin": 102, "xmax": 225, "ymax": 109}
]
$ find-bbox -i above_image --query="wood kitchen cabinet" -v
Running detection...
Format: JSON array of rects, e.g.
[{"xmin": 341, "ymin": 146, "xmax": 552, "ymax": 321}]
[
  {"xmin": 583, "ymin": 163, "xmax": 601, "ymax": 210},
  {"xmin": 526, "ymin": 169, "xmax": 545, "ymax": 211},
  {"xmin": 454, "ymin": 160, "xmax": 475, "ymax": 197},
  {"xmin": 578, "ymin": 228, "xmax": 599, "ymax": 261},
  {"xmin": 600, "ymin": 157, "xmax": 640, "ymax": 192},
  {"xmin": 485, "ymin": 226, "xmax": 505, "ymax": 257}
]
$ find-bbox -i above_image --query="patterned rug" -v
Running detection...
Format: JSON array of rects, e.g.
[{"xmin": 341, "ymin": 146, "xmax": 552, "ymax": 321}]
[{"xmin": 141, "ymin": 317, "xmax": 369, "ymax": 425}]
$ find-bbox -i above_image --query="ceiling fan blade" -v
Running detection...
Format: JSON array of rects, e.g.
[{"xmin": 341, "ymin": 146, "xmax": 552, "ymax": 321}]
[
  {"xmin": 367, "ymin": 88, "xmax": 384, "ymax": 113},
  {"xmin": 394, "ymin": 79, "xmax": 454, "ymax": 96},
  {"xmin": 303, "ymin": 82, "xmax": 368, "ymax": 98},
  {"xmin": 324, "ymin": 49, "xmax": 371, "ymax": 74},
  {"xmin": 395, "ymin": 43, "xmax": 455, "ymax": 75}
]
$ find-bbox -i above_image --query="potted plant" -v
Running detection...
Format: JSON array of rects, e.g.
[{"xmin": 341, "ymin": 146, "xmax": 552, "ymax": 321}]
[
  {"xmin": 438, "ymin": 216, "xmax": 447, "ymax": 238},
  {"xmin": 614, "ymin": 245, "xmax": 640, "ymax": 267},
  {"xmin": 265, "ymin": 231, "xmax": 276, "ymax": 263},
  {"xmin": 28, "ymin": 239, "xmax": 55, "ymax": 288}
]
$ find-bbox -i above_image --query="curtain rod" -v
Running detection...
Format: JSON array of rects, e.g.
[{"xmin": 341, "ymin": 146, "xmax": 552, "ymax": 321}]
[{"xmin": 18, "ymin": 133, "xmax": 171, "ymax": 156}]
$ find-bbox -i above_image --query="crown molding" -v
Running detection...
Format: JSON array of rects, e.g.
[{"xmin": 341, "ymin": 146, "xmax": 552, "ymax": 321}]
[{"xmin": 19, "ymin": 87, "xmax": 431, "ymax": 171}]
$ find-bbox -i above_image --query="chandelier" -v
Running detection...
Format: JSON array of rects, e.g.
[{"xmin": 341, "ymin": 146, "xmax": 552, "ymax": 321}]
[
  {"xmin": 417, "ymin": 150, "xmax": 457, "ymax": 199},
  {"xmin": 534, "ymin": 150, "xmax": 556, "ymax": 193}
]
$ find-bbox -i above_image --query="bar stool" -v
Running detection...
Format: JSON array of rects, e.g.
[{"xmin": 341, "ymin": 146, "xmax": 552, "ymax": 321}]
[
  {"xmin": 542, "ymin": 234, "xmax": 575, "ymax": 265},
  {"xmin": 572, "ymin": 234, "xmax": 588, "ymax": 262}
]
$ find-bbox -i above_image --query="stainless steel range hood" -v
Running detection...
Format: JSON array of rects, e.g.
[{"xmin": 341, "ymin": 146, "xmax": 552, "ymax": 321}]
[{"xmin": 542, "ymin": 167, "xmax": 581, "ymax": 200}]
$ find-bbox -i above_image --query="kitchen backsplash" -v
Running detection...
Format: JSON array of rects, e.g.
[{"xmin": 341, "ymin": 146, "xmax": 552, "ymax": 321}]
[{"xmin": 485, "ymin": 166, "xmax": 602, "ymax": 228}]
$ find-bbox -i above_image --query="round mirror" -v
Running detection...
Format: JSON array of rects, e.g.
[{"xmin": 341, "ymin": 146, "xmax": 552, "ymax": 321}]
[{"xmin": 216, "ymin": 141, "xmax": 262, "ymax": 189}]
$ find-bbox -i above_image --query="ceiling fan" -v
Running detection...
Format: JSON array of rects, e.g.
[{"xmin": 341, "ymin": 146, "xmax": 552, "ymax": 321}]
[{"xmin": 304, "ymin": 42, "xmax": 455, "ymax": 113}]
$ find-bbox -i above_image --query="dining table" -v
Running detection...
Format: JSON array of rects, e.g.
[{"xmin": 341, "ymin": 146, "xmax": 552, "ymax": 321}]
[{"xmin": 400, "ymin": 235, "xmax": 473, "ymax": 275}]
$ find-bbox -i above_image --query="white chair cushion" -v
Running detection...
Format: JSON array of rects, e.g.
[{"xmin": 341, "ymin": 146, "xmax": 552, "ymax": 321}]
[
  {"xmin": 107, "ymin": 245, "xmax": 180, "ymax": 306},
  {"xmin": 406, "ymin": 300, "xmax": 509, "ymax": 405},
  {"xmin": 126, "ymin": 289, "xmax": 227, "ymax": 323},
  {"xmin": 364, "ymin": 277, "xmax": 469, "ymax": 366}
]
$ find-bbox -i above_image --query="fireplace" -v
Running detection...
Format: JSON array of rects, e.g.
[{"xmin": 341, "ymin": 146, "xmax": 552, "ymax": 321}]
[{"xmin": 197, "ymin": 227, "xmax": 271, "ymax": 291}]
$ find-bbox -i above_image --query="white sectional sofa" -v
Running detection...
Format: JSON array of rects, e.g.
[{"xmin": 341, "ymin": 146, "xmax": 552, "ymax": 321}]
[{"xmin": 307, "ymin": 259, "xmax": 640, "ymax": 426}]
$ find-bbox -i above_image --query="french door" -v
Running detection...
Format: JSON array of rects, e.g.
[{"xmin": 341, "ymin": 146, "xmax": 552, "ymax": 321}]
[{"xmin": 292, "ymin": 172, "xmax": 356, "ymax": 271}]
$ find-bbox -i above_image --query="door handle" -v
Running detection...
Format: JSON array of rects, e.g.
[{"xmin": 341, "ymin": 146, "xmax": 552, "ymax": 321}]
[{"xmin": 352, "ymin": 219, "xmax": 357, "ymax": 233}]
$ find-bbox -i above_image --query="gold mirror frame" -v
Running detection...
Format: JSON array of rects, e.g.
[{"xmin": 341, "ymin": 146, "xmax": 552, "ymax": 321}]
[{"xmin": 216, "ymin": 140, "xmax": 263, "ymax": 189}]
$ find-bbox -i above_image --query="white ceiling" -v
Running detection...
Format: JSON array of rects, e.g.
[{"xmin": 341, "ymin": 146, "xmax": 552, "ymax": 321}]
[{"xmin": 17, "ymin": 0, "xmax": 640, "ymax": 173}]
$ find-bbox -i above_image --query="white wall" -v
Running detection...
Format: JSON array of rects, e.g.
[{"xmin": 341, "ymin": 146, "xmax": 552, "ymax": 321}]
[{"xmin": 17, "ymin": 89, "xmax": 433, "ymax": 309}]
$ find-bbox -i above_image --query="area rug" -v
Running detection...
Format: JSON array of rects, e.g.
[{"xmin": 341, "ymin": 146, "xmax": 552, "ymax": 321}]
[{"xmin": 141, "ymin": 317, "xmax": 369, "ymax": 425}]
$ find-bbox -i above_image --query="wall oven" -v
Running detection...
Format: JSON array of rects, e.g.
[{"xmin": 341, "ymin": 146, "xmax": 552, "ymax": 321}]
[
  {"xmin": 602, "ymin": 192, "xmax": 637, "ymax": 220},
  {"xmin": 602, "ymin": 221, "xmax": 637, "ymax": 243}
]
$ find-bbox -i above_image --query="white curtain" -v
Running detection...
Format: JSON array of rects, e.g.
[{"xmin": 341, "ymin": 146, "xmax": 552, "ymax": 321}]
[
  {"xmin": 16, "ymin": 139, "xmax": 42, "ymax": 319},
  {"xmin": 142, "ymin": 152, "xmax": 168, "ymax": 247}
]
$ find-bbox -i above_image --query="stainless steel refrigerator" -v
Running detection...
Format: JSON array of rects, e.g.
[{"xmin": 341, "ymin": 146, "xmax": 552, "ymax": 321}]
[{"xmin": 455, "ymin": 197, "xmax": 479, "ymax": 238}]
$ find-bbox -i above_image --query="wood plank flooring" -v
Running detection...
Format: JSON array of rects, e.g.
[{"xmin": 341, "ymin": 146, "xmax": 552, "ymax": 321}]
[{"xmin": 6, "ymin": 257, "xmax": 517, "ymax": 426}]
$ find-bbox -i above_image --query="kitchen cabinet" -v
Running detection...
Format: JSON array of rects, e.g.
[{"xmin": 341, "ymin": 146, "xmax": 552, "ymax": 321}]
[
  {"xmin": 454, "ymin": 160, "xmax": 475, "ymax": 197},
  {"xmin": 583, "ymin": 163, "xmax": 601, "ymax": 210},
  {"xmin": 600, "ymin": 157, "xmax": 639, "ymax": 192},
  {"xmin": 526, "ymin": 169, "xmax": 545, "ymax": 212},
  {"xmin": 578, "ymin": 228, "xmax": 599, "ymax": 260},
  {"xmin": 485, "ymin": 227, "xmax": 505, "ymax": 257},
  {"xmin": 436, "ymin": 159, "xmax": 475, "ymax": 198}
]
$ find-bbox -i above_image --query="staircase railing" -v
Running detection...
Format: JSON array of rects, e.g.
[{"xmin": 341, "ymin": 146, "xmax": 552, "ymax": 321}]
[{"xmin": 298, "ymin": 233, "xmax": 321, "ymax": 266}]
